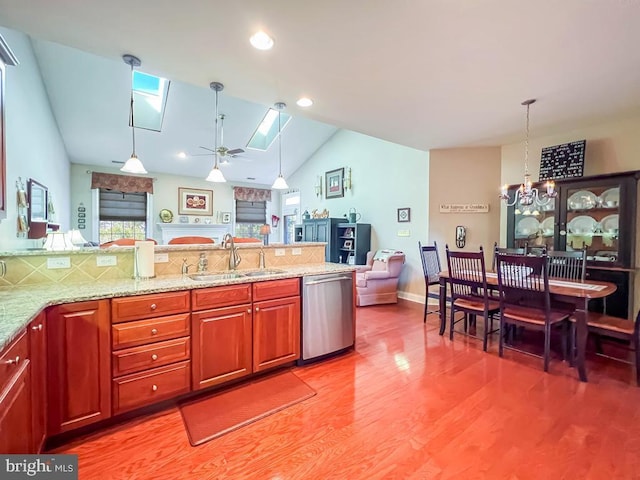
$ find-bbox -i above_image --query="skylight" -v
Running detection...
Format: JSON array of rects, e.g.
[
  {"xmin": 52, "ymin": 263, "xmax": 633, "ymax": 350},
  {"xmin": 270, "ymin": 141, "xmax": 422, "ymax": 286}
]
[
  {"xmin": 246, "ymin": 107, "xmax": 291, "ymax": 151},
  {"xmin": 131, "ymin": 71, "xmax": 170, "ymax": 132}
]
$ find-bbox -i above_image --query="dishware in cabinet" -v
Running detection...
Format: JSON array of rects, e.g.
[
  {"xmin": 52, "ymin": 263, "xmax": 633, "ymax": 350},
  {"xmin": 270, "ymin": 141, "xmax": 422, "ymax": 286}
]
[{"xmin": 337, "ymin": 223, "xmax": 371, "ymax": 265}]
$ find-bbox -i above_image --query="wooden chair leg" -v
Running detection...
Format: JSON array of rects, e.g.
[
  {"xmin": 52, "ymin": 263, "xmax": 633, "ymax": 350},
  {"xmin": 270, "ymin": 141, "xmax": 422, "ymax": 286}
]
[
  {"xmin": 423, "ymin": 298, "xmax": 427, "ymax": 323},
  {"xmin": 543, "ymin": 324, "xmax": 551, "ymax": 372},
  {"xmin": 561, "ymin": 321, "xmax": 568, "ymax": 362},
  {"xmin": 594, "ymin": 333, "xmax": 604, "ymax": 354},
  {"xmin": 569, "ymin": 322, "xmax": 576, "ymax": 368},
  {"xmin": 499, "ymin": 316, "xmax": 505, "ymax": 358},
  {"xmin": 482, "ymin": 315, "xmax": 488, "ymax": 352},
  {"xmin": 449, "ymin": 306, "xmax": 456, "ymax": 341},
  {"xmin": 634, "ymin": 337, "xmax": 640, "ymax": 387}
]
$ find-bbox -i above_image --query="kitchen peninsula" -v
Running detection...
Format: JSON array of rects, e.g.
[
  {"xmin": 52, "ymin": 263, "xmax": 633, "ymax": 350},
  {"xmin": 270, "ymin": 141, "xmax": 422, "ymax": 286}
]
[{"xmin": 0, "ymin": 242, "xmax": 356, "ymax": 453}]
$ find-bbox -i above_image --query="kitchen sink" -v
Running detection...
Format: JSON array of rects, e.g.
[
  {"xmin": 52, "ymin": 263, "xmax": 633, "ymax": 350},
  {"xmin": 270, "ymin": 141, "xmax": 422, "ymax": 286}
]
[
  {"xmin": 188, "ymin": 272, "xmax": 246, "ymax": 281},
  {"xmin": 241, "ymin": 269, "xmax": 285, "ymax": 277}
]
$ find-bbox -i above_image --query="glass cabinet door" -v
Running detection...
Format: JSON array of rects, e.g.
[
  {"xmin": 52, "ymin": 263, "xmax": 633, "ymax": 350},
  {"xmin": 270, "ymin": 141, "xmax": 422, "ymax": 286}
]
[{"xmin": 512, "ymin": 197, "xmax": 556, "ymax": 253}]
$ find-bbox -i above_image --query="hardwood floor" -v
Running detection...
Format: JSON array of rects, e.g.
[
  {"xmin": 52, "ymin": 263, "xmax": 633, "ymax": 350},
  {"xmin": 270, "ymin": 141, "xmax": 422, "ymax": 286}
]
[{"xmin": 51, "ymin": 301, "xmax": 640, "ymax": 479}]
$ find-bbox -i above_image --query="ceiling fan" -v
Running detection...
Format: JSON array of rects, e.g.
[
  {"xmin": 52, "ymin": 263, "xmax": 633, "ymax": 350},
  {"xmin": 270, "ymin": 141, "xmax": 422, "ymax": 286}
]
[{"xmin": 193, "ymin": 83, "xmax": 246, "ymax": 163}]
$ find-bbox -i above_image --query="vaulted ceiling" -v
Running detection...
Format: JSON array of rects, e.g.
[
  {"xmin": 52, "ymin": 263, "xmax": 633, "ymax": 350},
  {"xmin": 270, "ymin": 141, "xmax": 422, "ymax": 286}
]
[{"xmin": 2, "ymin": 1, "xmax": 640, "ymax": 184}]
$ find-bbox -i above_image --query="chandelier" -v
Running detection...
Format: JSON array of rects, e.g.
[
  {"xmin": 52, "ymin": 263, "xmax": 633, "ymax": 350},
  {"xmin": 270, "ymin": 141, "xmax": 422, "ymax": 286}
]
[{"xmin": 499, "ymin": 99, "xmax": 556, "ymax": 207}]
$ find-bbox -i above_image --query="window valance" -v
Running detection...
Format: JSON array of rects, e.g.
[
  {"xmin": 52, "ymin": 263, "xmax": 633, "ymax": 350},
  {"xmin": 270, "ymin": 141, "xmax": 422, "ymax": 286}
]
[
  {"xmin": 233, "ymin": 186, "xmax": 271, "ymax": 202},
  {"xmin": 91, "ymin": 172, "xmax": 154, "ymax": 194}
]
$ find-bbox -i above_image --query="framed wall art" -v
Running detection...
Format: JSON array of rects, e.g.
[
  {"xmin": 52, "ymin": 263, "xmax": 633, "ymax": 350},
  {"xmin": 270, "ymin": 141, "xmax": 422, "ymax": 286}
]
[
  {"xmin": 397, "ymin": 207, "xmax": 411, "ymax": 223},
  {"xmin": 178, "ymin": 187, "xmax": 213, "ymax": 216},
  {"xmin": 325, "ymin": 168, "xmax": 344, "ymax": 199}
]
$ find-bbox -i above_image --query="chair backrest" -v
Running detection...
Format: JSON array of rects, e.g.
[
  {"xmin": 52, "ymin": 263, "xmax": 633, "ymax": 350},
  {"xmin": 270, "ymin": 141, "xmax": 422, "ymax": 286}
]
[
  {"xmin": 419, "ymin": 241, "xmax": 441, "ymax": 286},
  {"xmin": 370, "ymin": 250, "xmax": 405, "ymax": 277},
  {"xmin": 546, "ymin": 249, "xmax": 586, "ymax": 281},
  {"xmin": 168, "ymin": 236, "xmax": 215, "ymax": 245},
  {"xmin": 100, "ymin": 238, "xmax": 157, "ymax": 248},
  {"xmin": 445, "ymin": 245, "xmax": 490, "ymax": 304},
  {"xmin": 492, "ymin": 242, "xmax": 526, "ymax": 271},
  {"xmin": 495, "ymin": 253, "xmax": 550, "ymax": 312}
]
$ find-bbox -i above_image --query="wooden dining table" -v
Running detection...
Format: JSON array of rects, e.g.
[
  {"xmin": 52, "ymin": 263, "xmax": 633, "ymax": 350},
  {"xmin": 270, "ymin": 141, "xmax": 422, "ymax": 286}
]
[{"xmin": 437, "ymin": 271, "xmax": 617, "ymax": 382}]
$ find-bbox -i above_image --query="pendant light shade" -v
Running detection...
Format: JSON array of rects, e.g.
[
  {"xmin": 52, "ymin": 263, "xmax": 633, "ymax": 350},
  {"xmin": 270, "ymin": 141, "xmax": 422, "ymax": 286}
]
[
  {"xmin": 121, "ymin": 54, "xmax": 147, "ymax": 174},
  {"xmin": 206, "ymin": 81, "xmax": 226, "ymax": 183},
  {"xmin": 272, "ymin": 102, "xmax": 288, "ymax": 190}
]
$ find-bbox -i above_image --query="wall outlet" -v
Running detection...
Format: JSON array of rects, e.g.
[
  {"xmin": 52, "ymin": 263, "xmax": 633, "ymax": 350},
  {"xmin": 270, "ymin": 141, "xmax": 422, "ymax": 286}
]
[
  {"xmin": 397, "ymin": 229, "xmax": 411, "ymax": 237},
  {"xmin": 96, "ymin": 255, "xmax": 117, "ymax": 267},
  {"xmin": 275, "ymin": 248, "xmax": 286, "ymax": 257},
  {"xmin": 154, "ymin": 253, "xmax": 169, "ymax": 263},
  {"xmin": 291, "ymin": 248, "xmax": 302, "ymax": 256},
  {"xmin": 47, "ymin": 257, "xmax": 71, "ymax": 269}
]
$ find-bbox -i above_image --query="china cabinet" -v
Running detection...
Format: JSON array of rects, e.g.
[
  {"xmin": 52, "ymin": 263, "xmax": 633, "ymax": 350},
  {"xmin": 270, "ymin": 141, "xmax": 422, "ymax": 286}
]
[
  {"xmin": 302, "ymin": 218, "xmax": 346, "ymax": 262},
  {"xmin": 506, "ymin": 170, "xmax": 639, "ymax": 318}
]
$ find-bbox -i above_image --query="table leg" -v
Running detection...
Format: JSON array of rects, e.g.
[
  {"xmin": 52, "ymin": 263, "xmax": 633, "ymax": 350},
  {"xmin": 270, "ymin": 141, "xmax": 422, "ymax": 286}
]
[
  {"xmin": 575, "ymin": 300, "xmax": 589, "ymax": 382},
  {"xmin": 439, "ymin": 278, "xmax": 446, "ymax": 336}
]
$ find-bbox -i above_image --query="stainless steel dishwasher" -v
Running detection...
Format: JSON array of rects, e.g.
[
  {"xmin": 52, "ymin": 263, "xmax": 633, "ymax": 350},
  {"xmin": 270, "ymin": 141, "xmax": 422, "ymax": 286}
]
[{"xmin": 300, "ymin": 272, "xmax": 354, "ymax": 364}]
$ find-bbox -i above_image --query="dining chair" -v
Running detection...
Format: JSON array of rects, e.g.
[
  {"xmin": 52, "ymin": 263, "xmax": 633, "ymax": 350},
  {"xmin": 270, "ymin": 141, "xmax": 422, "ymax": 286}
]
[
  {"xmin": 492, "ymin": 242, "xmax": 526, "ymax": 271},
  {"xmin": 570, "ymin": 309, "xmax": 640, "ymax": 385},
  {"xmin": 168, "ymin": 236, "xmax": 215, "ymax": 245},
  {"xmin": 419, "ymin": 241, "xmax": 444, "ymax": 322},
  {"xmin": 546, "ymin": 249, "xmax": 586, "ymax": 281},
  {"xmin": 495, "ymin": 253, "xmax": 571, "ymax": 372},
  {"xmin": 445, "ymin": 245, "xmax": 500, "ymax": 351}
]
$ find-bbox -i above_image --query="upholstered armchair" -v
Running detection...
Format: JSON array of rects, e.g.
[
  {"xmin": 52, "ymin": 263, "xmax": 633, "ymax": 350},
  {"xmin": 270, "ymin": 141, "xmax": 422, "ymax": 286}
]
[{"xmin": 355, "ymin": 250, "xmax": 406, "ymax": 306}]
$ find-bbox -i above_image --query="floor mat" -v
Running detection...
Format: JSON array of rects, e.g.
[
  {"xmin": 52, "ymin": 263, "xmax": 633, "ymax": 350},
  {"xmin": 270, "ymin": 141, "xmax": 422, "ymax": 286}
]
[{"xmin": 179, "ymin": 370, "xmax": 316, "ymax": 446}]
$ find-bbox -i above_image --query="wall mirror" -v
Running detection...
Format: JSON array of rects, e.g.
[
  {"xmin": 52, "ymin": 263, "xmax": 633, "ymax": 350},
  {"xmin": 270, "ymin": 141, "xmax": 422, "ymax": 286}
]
[{"xmin": 27, "ymin": 177, "xmax": 48, "ymax": 238}]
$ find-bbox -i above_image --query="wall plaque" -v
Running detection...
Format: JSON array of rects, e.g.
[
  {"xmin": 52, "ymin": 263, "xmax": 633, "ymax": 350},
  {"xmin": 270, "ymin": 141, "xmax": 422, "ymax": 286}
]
[
  {"xmin": 539, "ymin": 140, "xmax": 586, "ymax": 181},
  {"xmin": 439, "ymin": 203, "xmax": 489, "ymax": 213}
]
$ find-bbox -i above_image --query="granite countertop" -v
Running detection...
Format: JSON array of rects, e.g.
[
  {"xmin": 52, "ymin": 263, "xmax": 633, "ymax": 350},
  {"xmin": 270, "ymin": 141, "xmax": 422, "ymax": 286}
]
[{"xmin": 0, "ymin": 263, "xmax": 354, "ymax": 351}]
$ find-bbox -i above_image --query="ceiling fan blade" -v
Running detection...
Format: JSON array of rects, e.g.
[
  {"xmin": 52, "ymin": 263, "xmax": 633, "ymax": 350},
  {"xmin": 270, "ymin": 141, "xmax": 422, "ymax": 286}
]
[
  {"xmin": 112, "ymin": 160, "xmax": 125, "ymax": 164},
  {"xmin": 226, "ymin": 148, "xmax": 245, "ymax": 156},
  {"xmin": 198, "ymin": 146, "xmax": 216, "ymax": 153}
]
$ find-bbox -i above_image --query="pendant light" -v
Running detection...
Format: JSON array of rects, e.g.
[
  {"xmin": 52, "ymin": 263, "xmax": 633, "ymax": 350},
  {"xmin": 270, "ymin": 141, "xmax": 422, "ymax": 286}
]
[
  {"xmin": 120, "ymin": 54, "xmax": 147, "ymax": 174},
  {"xmin": 205, "ymin": 81, "xmax": 226, "ymax": 183},
  {"xmin": 271, "ymin": 102, "xmax": 289, "ymax": 190}
]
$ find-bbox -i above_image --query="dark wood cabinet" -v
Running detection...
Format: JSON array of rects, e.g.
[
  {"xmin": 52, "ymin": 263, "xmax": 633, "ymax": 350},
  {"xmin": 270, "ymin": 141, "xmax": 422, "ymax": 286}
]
[
  {"xmin": 506, "ymin": 170, "xmax": 639, "ymax": 318},
  {"xmin": 337, "ymin": 223, "xmax": 371, "ymax": 265},
  {"xmin": 47, "ymin": 300, "xmax": 111, "ymax": 434},
  {"xmin": 0, "ymin": 330, "xmax": 33, "ymax": 453},
  {"xmin": 29, "ymin": 313, "xmax": 47, "ymax": 452},
  {"xmin": 302, "ymin": 218, "xmax": 347, "ymax": 262}
]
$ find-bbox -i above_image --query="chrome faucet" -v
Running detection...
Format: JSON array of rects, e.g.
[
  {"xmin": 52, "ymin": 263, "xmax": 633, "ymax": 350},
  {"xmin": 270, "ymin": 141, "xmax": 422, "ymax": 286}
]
[
  {"xmin": 223, "ymin": 233, "xmax": 241, "ymax": 270},
  {"xmin": 197, "ymin": 252, "xmax": 208, "ymax": 272},
  {"xmin": 181, "ymin": 258, "xmax": 194, "ymax": 276},
  {"xmin": 258, "ymin": 247, "xmax": 266, "ymax": 269}
]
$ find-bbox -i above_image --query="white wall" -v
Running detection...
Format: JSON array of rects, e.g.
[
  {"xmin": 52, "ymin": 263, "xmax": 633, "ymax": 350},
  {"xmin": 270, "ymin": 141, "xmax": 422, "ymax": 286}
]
[
  {"xmin": 0, "ymin": 27, "xmax": 70, "ymax": 250},
  {"xmin": 288, "ymin": 129, "xmax": 429, "ymax": 299}
]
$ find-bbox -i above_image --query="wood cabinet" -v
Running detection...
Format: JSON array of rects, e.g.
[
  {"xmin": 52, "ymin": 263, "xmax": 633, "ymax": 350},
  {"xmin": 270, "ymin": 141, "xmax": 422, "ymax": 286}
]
[
  {"xmin": 506, "ymin": 170, "xmax": 639, "ymax": 318},
  {"xmin": 111, "ymin": 291, "xmax": 191, "ymax": 414},
  {"xmin": 0, "ymin": 330, "xmax": 33, "ymax": 453},
  {"xmin": 302, "ymin": 217, "xmax": 347, "ymax": 262},
  {"xmin": 47, "ymin": 300, "xmax": 111, "ymax": 434},
  {"xmin": 29, "ymin": 313, "xmax": 47, "ymax": 453},
  {"xmin": 253, "ymin": 278, "xmax": 301, "ymax": 372},
  {"xmin": 337, "ymin": 223, "xmax": 371, "ymax": 265}
]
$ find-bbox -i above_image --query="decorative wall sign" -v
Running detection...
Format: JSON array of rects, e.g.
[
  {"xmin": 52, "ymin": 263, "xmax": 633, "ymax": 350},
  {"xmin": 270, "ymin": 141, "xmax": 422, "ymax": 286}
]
[
  {"xmin": 439, "ymin": 203, "xmax": 489, "ymax": 213},
  {"xmin": 539, "ymin": 140, "xmax": 586, "ymax": 181},
  {"xmin": 397, "ymin": 207, "xmax": 411, "ymax": 222}
]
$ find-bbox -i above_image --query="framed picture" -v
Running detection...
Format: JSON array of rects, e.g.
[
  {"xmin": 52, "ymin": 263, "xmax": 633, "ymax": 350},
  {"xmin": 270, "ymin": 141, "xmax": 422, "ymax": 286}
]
[
  {"xmin": 325, "ymin": 168, "xmax": 344, "ymax": 199},
  {"xmin": 178, "ymin": 187, "xmax": 213, "ymax": 216},
  {"xmin": 221, "ymin": 212, "xmax": 231, "ymax": 224},
  {"xmin": 397, "ymin": 207, "xmax": 411, "ymax": 223},
  {"xmin": 343, "ymin": 239, "xmax": 353, "ymax": 249}
]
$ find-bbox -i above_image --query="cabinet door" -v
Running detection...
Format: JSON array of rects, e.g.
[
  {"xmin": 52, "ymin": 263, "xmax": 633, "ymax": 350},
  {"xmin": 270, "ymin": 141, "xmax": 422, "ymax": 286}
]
[
  {"xmin": 191, "ymin": 304, "xmax": 252, "ymax": 390},
  {"xmin": 316, "ymin": 220, "xmax": 330, "ymax": 243},
  {"xmin": 0, "ymin": 360, "xmax": 33, "ymax": 453},
  {"xmin": 47, "ymin": 300, "xmax": 111, "ymax": 434},
  {"xmin": 253, "ymin": 296, "xmax": 301, "ymax": 372},
  {"xmin": 29, "ymin": 313, "xmax": 47, "ymax": 453},
  {"xmin": 302, "ymin": 222, "xmax": 316, "ymax": 241}
]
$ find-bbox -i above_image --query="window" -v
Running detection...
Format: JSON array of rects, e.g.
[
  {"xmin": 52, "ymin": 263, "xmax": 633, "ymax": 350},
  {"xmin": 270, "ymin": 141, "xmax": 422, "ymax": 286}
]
[
  {"xmin": 98, "ymin": 189, "xmax": 147, "ymax": 243},
  {"xmin": 246, "ymin": 107, "xmax": 291, "ymax": 151},
  {"xmin": 132, "ymin": 70, "xmax": 170, "ymax": 132},
  {"xmin": 235, "ymin": 199, "xmax": 266, "ymax": 238}
]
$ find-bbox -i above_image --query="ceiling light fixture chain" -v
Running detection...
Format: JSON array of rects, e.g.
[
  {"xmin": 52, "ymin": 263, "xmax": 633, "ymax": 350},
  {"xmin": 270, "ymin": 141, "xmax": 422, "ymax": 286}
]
[
  {"xmin": 271, "ymin": 102, "xmax": 289, "ymax": 190},
  {"xmin": 120, "ymin": 54, "xmax": 147, "ymax": 174},
  {"xmin": 499, "ymin": 98, "xmax": 556, "ymax": 209},
  {"xmin": 206, "ymin": 81, "xmax": 226, "ymax": 183}
]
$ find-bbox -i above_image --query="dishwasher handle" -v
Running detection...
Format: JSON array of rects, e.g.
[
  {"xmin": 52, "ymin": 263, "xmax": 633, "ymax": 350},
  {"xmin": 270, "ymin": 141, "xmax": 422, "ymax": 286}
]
[{"xmin": 304, "ymin": 275, "xmax": 352, "ymax": 286}]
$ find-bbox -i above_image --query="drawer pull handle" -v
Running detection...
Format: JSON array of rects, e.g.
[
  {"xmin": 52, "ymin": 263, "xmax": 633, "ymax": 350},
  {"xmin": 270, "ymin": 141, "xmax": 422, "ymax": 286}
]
[
  {"xmin": 151, "ymin": 354, "xmax": 158, "ymax": 361},
  {"xmin": 151, "ymin": 384, "xmax": 158, "ymax": 392},
  {"xmin": 31, "ymin": 324, "xmax": 43, "ymax": 331},
  {"xmin": 255, "ymin": 307, "xmax": 260, "ymax": 312},
  {"xmin": 5, "ymin": 356, "xmax": 20, "ymax": 365},
  {"xmin": 150, "ymin": 303, "xmax": 157, "ymax": 310},
  {"xmin": 247, "ymin": 309, "xmax": 251, "ymax": 314},
  {"xmin": 151, "ymin": 328, "xmax": 158, "ymax": 335}
]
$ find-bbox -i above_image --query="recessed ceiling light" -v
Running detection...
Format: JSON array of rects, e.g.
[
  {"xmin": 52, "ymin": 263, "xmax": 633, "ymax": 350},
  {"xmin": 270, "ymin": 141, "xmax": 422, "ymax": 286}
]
[
  {"xmin": 177, "ymin": 151, "xmax": 187, "ymax": 159},
  {"xmin": 250, "ymin": 31, "xmax": 274, "ymax": 50},
  {"xmin": 296, "ymin": 97, "xmax": 313, "ymax": 107}
]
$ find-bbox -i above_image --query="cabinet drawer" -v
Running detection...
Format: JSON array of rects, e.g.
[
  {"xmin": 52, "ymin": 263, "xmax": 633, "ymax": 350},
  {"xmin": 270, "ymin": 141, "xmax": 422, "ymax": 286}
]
[
  {"xmin": 112, "ymin": 361, "xmax": 191, "ymax": 414},
  {"xmin": 253, "ymin": 278, "xmax": 300, "ymax": 302},
  {"xmin": 112, "ymin": 291, "xmax": 190, "ymax": 323},
  {"xmin": 112, "ymin": 337, "xmax": 190, "ymax": 377},
  {"xmin": 192, "ymin": 284, "xmax": 252, "ymax": 311},
  {"xmin": 112, "ymin": 313, "xmax": 191, "ymax": 349},
  {"xmin": 0, "ymin": 330, "xmax": 28, "ymax": 393}
]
